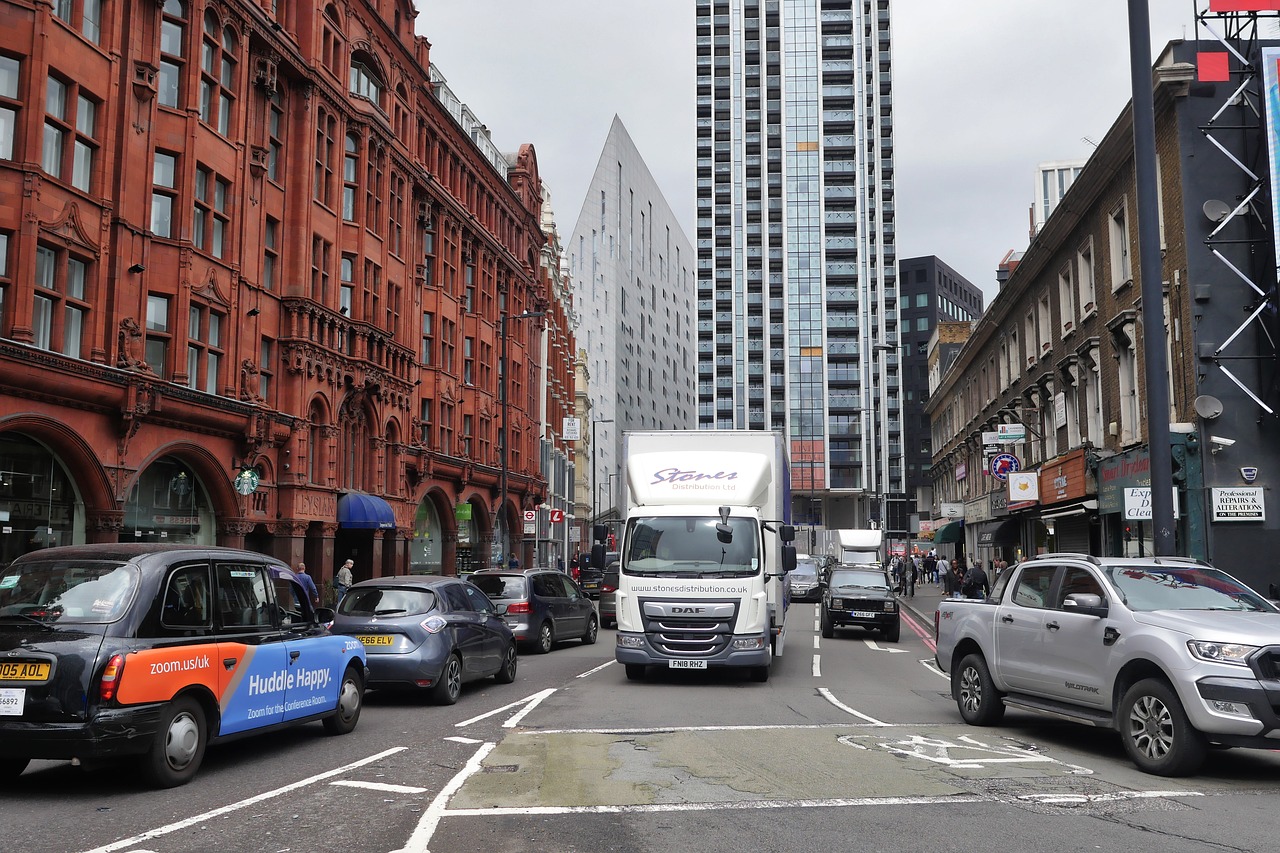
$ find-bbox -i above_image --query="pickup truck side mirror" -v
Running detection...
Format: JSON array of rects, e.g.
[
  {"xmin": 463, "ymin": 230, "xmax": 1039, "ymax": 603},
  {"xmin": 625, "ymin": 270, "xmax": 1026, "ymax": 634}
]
[{"xmin": 1063, "ymin": 593, "xmax": 1108, "ymax": 618}]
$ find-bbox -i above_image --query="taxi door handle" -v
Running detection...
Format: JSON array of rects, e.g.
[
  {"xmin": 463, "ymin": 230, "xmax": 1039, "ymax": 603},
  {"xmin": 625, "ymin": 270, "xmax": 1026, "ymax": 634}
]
[
  {"xmin": 223, "ymin": 657, "xmax": 237, "ymax": 670},
  {"xmin": 290, "ymin": 650, "xmax": 301, "ymax": 662}
]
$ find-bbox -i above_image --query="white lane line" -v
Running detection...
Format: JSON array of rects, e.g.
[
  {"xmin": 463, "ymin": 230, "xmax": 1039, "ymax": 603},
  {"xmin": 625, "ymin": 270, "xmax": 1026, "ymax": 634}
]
[
  {"xmin": 503, "ymin": 687, "xmax": 555, "ymax": 728},
  {"xmin": 577, "ymin": 660, "xmax": 615, "ymax": 678},
  {"xmin": 862, "ymin": 638, "xmax": 909, "ymax": 654},
  {"xmin": 921, "ymin": 659, "xmax": 949, "ymax": 680},
  {"xmin": 812, "ymin": 654, "xmax": 821, "ymax": 677},
  {"xmin": 442, "ymin": 794, "xmax": 987, "ymax": 817},
  {"xmin": 333, "ymin": 780, "xmax": 428, "ymax": 794},
  {"xmin": 444, "ymin": 736, "xmax": 483, "ymax": 744},
  {"xmin": 534, "ymin": 722, "xmax": 896, "ymax": 735},
  {"xmin": 817, "ymin": 687, "xmax": 891, "ymax": 726},
  {"xmin": 813, "ymin": 619, "xmax": 819, "ymax": 631},
  {"xmin": 79, "ymin": 747, "xmax": 406, "ymax": 853},
  {"xmin": 455, "ymin": 688, "xmax": 556, "ymax": 728},
  {"xmin": 393, "ymin": 740, "xmax": 496, "ymax": 853},
  {"xmin": 813, "ymin": 636, "xmax": 820, "ymax": 649},
  {"xmin": 1018, "ymin": 791, "xmax": 1204, "ymax": 804}
]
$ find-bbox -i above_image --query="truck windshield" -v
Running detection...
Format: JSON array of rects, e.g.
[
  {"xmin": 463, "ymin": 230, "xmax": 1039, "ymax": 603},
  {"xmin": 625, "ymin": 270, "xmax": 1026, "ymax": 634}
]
[
  {"xmin": 623, "ymin": 516, "xmax": 760, "ymax": 577},
  {"xmin": 1104, "ymin": 566, "xmax": 1276, "ymax": 613}
]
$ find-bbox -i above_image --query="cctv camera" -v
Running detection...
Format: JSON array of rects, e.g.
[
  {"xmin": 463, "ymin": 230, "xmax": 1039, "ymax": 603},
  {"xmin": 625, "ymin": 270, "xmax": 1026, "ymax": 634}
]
[{"xmin": 1209, "ymin": 436, "xmax": 1236, "ymax": 447}]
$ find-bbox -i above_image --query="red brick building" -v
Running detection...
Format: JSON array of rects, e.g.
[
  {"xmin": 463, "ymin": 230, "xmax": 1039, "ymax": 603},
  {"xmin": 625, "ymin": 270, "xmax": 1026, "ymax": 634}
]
[{"xmin": 0, "ymin": 0, "xmax": 562, "ymax": 587}]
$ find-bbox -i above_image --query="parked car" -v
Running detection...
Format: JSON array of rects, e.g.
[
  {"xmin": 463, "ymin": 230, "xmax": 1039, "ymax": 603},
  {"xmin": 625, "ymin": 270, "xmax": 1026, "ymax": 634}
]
[
  {"xmin": 330, "ymin": 576, "xmax": 517, "ymax": 705},
  {"xmin": 598, "ymin": 565, "xmax": 620, "ymax": 628},
  {"xmin": 0, "ymin": 544, "xmax": 367, "ymax": 787},
  {"xmin": 787, "ymin": 557, "xmax": 823, "ymax": 603},
  {"xmin": 935, "ymin": 553, "xmax": 1280, "ymax": 776},
  {"xmin": 819, "ymin": 565, "xmax": 900, "ymax": 642},
  {"xmin": 470, "ymin": 569, "xmax": 598, "ymax": 653}
]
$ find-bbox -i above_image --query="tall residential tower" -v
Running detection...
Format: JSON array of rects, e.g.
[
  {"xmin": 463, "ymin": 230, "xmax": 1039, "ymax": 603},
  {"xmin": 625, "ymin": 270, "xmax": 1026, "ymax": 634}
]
[{"xmin": 696, "ymin": 0, "xmax": 899, "ymax": 533}]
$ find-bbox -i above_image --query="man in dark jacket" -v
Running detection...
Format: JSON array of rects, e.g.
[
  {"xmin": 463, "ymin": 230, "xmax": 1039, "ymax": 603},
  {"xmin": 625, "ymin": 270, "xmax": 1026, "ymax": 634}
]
[{"xmin": 962, "ymin": 562, "xmax": 990, "ymax": 599}]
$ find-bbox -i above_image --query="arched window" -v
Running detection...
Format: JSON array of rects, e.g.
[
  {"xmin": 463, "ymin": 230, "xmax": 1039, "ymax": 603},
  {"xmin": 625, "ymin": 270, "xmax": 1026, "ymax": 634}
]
[
  {"xmin": 159, "ymin": 1, "xmax": 188, "ymax": 109},
  {"xmin": 199, "ymin": 11, "xmax": 237, "ymax": 135},
  {"xmin": 349, "ymin": 53, "xmax": 383, "ymax": 107},
  {"xmin": 307, "ymin": 400, "xmax": 326, "ymax": 484}
]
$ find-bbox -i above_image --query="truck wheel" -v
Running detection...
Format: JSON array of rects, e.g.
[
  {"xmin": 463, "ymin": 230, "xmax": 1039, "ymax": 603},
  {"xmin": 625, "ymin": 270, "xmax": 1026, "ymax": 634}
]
[
  {"xmin": 625, "ymin": 664, "xmax": 646, "ymax": 681},
  {"xmin": 884, "ymin": 620, "xmax": 901, "ymax": 643},
  {"xmin": 1119, "ymin": 678, "xmax": 1207, "ymax": 777},
  {"xmin": 750, "ymin": 665, "xmax": 770, "ymax": 683},
  {"xmin": 820, "ymin": 610, "xmax": 835, "ymax": 639},
  {"xmin": 141, "ymin": 696, "xmax": 207, "ymax": 788},
  {"xmin": 955, "ymin": 653, "xmax": 1004, "ymax": 726},
  {"xmin": 324, "ymin": 665, "xmax": 365, "ymax": 733}
]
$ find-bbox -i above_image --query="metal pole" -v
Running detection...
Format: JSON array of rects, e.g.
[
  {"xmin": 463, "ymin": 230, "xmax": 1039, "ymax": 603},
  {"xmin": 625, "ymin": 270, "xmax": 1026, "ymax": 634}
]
[{"xmin": 1127, "ymin": 0, "xmax": 1176, "ymax": 555}]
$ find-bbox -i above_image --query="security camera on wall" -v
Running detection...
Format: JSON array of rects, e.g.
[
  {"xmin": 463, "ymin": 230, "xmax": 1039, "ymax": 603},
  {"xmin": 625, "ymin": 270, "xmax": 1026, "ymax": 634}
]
[{"xmin": 1209, "ymin": 436, "xmax": 1235, "ymax": 447}]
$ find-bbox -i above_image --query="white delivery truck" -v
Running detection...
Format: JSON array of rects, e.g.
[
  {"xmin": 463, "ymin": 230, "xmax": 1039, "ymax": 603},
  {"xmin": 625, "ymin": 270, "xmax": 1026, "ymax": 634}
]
[
  {"xmin": 820, "ymin": 528, "xmax": 884, "ymax": 567},
  {"xmin": 598, "ymin": 430, "xmax": 797, "ymax": 683}
]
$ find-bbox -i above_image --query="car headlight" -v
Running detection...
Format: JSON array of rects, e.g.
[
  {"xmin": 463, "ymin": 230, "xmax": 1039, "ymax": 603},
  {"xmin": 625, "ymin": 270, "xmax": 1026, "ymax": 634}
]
[{"xmin": 1187, "ymin": 640, "xmax": 1258, "ymax": 666}]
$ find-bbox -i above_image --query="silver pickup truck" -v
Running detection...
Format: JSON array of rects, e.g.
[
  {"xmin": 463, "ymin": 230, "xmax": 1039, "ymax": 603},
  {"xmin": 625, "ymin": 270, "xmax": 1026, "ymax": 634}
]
[{"xmin": 934, "ymin": 552, "xmax": 1280, "ymax": 776}]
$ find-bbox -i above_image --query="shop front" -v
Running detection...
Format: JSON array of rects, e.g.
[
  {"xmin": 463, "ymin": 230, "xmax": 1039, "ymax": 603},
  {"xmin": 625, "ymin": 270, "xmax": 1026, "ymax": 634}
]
[{"xmin": 1033, "ymin": 448, "xmax": 1098, "ymax": 555}]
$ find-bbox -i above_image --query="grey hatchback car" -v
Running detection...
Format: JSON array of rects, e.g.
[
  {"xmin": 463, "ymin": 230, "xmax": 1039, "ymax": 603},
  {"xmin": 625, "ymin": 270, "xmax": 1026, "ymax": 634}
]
[
  {"xmin": 470, "ymin": 569, "xmax": 598, "ymax": 653},
  {"xmin": 330, "ymin": 576, "xmax": 517, "ymax": 705}
]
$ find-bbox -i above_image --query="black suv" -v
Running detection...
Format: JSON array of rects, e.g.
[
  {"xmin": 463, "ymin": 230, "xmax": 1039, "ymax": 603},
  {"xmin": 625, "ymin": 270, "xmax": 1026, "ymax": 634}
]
[{"xmin": 820, "ymin": 565, "xmax": 900, "ymax": 642}]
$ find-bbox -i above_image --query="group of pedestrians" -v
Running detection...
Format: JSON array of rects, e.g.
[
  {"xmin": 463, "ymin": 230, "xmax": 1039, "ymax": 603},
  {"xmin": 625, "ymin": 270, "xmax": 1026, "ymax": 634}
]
[
  {"xmin": 890, "ymin": 551, "xmax": 991, "ymax": 601},
  {"xmin": 292, "ymin": 558, "xmax": 355, "ymax": 609}
]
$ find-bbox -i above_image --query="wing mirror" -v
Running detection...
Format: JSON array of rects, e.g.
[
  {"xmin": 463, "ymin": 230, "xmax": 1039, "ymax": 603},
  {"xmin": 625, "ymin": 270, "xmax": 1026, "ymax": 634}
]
[{"xmin": 1063, "ymin": 593, "xmax": 1108, "ymax": 618}]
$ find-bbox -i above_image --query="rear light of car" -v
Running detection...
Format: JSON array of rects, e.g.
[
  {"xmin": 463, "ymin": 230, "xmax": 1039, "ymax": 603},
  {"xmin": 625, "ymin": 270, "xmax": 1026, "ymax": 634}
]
[
  {"xmin": 504, "ymin": 601, "xmax": 532, "ymax": 614},
  {"xmin": 421, "ymin": 615, "xmax": 448, "ymax": 634},
  {"xmin": 602, "ymin": 585, "xmax": 616, "ymax": 594},
  {"xmin": 99, "ymin": 653, "xmax": 125, "ymax": 702}
]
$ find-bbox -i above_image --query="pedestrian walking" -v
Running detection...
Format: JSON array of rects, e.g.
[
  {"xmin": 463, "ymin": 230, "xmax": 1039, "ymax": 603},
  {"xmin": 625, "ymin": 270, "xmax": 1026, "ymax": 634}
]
[
  {"xmin": 295, "ymin": 562, "xmax": 319, "ymax": 607},
  {"xmin": 962, "ymin": 560, "xmax": 990, "ymax": 600},
  {"xmin": 335, "ymin": 559, "xmax": 354, "ymax": 603}
]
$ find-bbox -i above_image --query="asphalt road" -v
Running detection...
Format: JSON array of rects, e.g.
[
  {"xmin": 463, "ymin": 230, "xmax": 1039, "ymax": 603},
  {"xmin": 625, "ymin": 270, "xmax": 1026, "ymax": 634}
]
[{"xmin": 9, "ymin": 599, "xmax": 1280, "ymax": 853}]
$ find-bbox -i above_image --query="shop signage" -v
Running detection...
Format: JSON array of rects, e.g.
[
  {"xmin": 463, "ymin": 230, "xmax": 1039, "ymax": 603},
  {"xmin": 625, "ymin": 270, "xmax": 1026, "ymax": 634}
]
[
  {"xmin": 1007, "ymin": 472, "xmax": 1039, "ymax": 502},
  {"xmin": 1041, "ymin": 449, "xmax": 1090, "ymax": 505},
  {"xmin": 990, "ymin": 453, "xmax": 1020, "ymax": 481},
  {"xmin": 997, "ymin": 424, "xmax": 1026, "ymax": 443},
  {"xmin": 562, "ymin": 417, "xmax": 582, "ymax": 441},
  {"xmin": 1124, "ymin": 487, "xmax": 1181, "ymax": 520},
  {"xmin": 1211, "ymin": 487, "xmax": 1266, "ymax": 521},
  {"xmin": 982, "ymin": 431, "xmax": 1000, "ymax": 448},
  {"xmin": 1098, "ymin": 447, "xmax": 1151, "ymax": 515},
  {"xmin": 940, "ymin": 502, "xmax": 963, "ymax": 518},
  {"xmin": 955, "ymin": 462, "xmax": 967, "ymax": 481},
  {"xmin": 455, "ymin": 503, "xmax": 472, "ymax": 521},
  {"xmin": 988, "ymin": 490, "xmax": 1009, "ymax": 515},
  {"xmin": 1054, "ymin": 392, "xmax": 1067, "ymax": 430},
  {"xmin": 233, "ymin": 468, "xmax": 260, "ymax": 496}
]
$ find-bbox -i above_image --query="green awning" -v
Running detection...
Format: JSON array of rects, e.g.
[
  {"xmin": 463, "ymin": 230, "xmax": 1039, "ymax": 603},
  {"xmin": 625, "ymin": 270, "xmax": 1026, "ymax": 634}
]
[{"xmin": 934, "ymin": 520, "xmax": 964, "ymax": 544}]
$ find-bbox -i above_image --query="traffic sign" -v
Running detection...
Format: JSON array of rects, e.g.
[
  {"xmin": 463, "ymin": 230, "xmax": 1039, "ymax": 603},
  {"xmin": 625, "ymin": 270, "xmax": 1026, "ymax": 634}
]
[
  {"xmin": 523, "ymin": 510, "xmax": 536, "ymax": 522},
  {"xmin": 550, "ymin": 509, "xmax": 565, "ymax": 523}
]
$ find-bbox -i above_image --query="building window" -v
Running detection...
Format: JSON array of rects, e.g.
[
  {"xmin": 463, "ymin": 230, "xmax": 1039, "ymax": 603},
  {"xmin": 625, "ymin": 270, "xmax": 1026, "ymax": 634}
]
[
  {"xmin": 0, "ymin": 55, "xmax": 19, "ymax": 161},
  {"xmin": 342, "ymin": 133, "xmax": 358, "ymax": 221},
  {"xmin": 363, "ymin": 260, "xmax": 380, "ymax": 324},
  {"xmin": 54, "ymin": 0, "xmax": 103, "ymax": 45},
  {"xmin": 365, "ymin": 143, "xmax": 383, "ymax": 234},
  {"xmin": 461, "ymin": 414, "xmax": 473, "ymax": 458},
  {"xmin": 1058, "ymin": 264, "xmax": 1075, "ymax": 335},
  {"xmin": 151, "ymin": 151, "xmax": 178, "ymax": 238},
  {"xmin": 464, "ymin": 259, "xmax": 476, "ymax": 312},
  {"xmin": 199, "ymin": 11, "xmax": 236, "ymax": 136},
  {"xmin": 32, "ymin": 245, "xmax": 89, "ymax": 358},
  {"xmin": 349, "ymin": 56, "xmax": 383, "ymax": 107},
  {"xmin": 259, "ymin": 337, "xmax": 273, "ymax": 401},
  {"xmin": 186, "ymin": 304, "xmax": 224, "ymax": 394},
  {"xmin": 1114, "ymin": 322, "xmax": 1140, "ymax": 445},
  {"xmin": 440, "ymin": 317, "xmax": 455, "ymax": 373},
  {"xmin": 1076, "ymin": 241, "xmax": 1096, "ymax": 317},
  {"xmin": 145, "ymin": 294, "xmax": 171, "ymax": 376},
  {"xmin": 420, "ymin": 311, "xmax": 433, "ymax": 366},
  {"xmin": 314, "ymin": 111, "xmax": 335, "ymax": 206},
  {"xmin": 263, "ymin": 217, "xmax": 278, "ymax": 290},
  {"xmin": 310, "ymin": 235, "xmax": 330, "ymax": 303},
  {"xmin": 42, "ymin": 76, "xmax": 67, "ymax": 180},
  {"xmin": 1109, "ymin": 204, "xmax": 1131, "ymax": 289},
  {"xmin": 340, "ymin": 255, "xmax": 355, "ymax": 317},
  {"xmin": 389, "ymin": 173, "xmax": 404, "ymax": 256},
  {"xmin": 193, "ymin": 166, "xmax": 231, "ymax": 258},
  {"xmin": 159, "ymin": 1, "xmax": 187, "ymax": 108},
  {"xmin": 419, "ymin": 399, "xmax": 432, "ymax": 445},
  {"xmin": 422, "ymin": 220, "xmax": 435, "ymax": 287},
  {"xmin": 439, "ymin": 402, "xmax": 453, "ymax": 456},
  {"xmin": 463, "ymin": 336, "xmax": 474, "ymax": 385},
  {"xmin": 266, "ymin": 91, "xmax": 283, "ymax": 182}
]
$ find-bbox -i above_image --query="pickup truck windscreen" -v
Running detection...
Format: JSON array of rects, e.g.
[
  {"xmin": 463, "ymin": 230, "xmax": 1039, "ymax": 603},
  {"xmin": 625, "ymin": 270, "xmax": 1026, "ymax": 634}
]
[
  {"xmin": 623, "ymin": 516, "xmax": 760, "ymax": 578},
  {"xmin": 1104, "ymin": 566, "xmax": 1277, "ymax": 613},
  {"xmin": 828, "ymin": 569, "xmax": 891, "ymax": 592}
]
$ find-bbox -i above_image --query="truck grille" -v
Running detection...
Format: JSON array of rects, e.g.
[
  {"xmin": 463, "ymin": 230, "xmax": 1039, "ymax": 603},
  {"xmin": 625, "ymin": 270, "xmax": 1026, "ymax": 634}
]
[
  {"xmin": 639, "ymin": 598, "xmax": 739, "ymax": 657},
  {"xmin": 1255, "ymin": 648, "xmax": 1280, "ymax": 681}
]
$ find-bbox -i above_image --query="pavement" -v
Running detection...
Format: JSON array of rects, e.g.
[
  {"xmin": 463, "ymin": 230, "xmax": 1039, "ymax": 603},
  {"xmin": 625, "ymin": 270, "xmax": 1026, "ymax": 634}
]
[{"xmin": 894, "ymin": 577, "xmax": 949, "ymax": 628}]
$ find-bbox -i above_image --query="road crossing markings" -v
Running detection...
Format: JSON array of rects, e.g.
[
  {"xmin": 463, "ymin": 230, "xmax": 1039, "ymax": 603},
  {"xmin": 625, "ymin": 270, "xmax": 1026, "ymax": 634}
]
[
  {"xmin": 812, "ymin": 654, "xmax": 821, "ymax": 677},
  {"xmin": 817, "ymin": 687, "xmax": 892, "ymax": 726},
  {"xmin": 78, "ymin": 747, "xmax": 407, "ymax": 853},
  {"xmin": 333, "ymin": 780, "xmax": 429, "ymax": 794},
  {"xmin": 576, "ymin": 660, "xmax": 615, "ymax": 678},
  {"xmin": 454, "ymin": 688, "xmax": 557, "ymax": 729},
  {"xmin": 393, "ymin": 740, "xmax": 496, "ymax": 853}
]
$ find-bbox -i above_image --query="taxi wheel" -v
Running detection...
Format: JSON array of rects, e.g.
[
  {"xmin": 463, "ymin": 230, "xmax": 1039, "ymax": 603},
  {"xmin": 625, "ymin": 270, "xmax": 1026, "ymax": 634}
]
[
  {"xmin": 323, "ymin": 666, "xmax": 364, "ymax": 735},
  {"xmin": 494, "ymin": 643, "xmax": 518, "ymax": 684},
  {"xmin": 432, "ymin": 654, "xmax": 463, "ymax": 705},
  {"xmin": 142, "ymin": 696, "xmax": 207, "ymax": 788},
  {"xmin": 0, "ymin": 758, "xmax": 30, "ymax": 783},
  {"xmin": 581, "ymin": 615, "xmax": 599, "ymax": 645}
]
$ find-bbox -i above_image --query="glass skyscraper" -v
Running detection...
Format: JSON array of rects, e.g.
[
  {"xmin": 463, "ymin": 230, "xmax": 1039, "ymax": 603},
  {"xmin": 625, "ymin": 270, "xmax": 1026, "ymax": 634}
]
[{"xmin": 696, "ymin": 0, "xmax": 900, "ymax": 531}]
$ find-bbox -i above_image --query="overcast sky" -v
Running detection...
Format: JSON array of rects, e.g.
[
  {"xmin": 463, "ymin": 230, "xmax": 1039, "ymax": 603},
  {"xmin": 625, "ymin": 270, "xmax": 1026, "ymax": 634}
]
[{"xmin": 418, "ymin": 1, "xmax": 1195, "ymax": 305}]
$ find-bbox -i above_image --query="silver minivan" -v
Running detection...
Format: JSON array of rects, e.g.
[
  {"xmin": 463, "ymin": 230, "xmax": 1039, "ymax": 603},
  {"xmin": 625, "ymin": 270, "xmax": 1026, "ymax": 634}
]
[{"xmin": 470, "ymin": 569, "xmax": 598, "ymax": 653}]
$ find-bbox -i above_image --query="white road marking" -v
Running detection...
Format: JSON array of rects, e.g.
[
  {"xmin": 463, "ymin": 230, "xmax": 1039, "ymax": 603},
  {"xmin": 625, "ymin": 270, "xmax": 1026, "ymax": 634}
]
[
  {"xmin": 862, "ymin": 638, "xmax": 909, "ymax": 654},
  {"xmin": 534, "ymin": 722, "xmax": 897, "ymax": 735},
  {"xmin": 577, "ymin": 660, "xmax": 615, "ymax": 678},
  {"xmin": 921, "ymin": 659, "xmax": 949, "ymax": 679},
  {"xmin": 812, "ymin": 653, "xmax": 821, "ymax": 677},
  {"xmin": 333, "ymin": 780, "xmax": 428, "ymax": 794},
  {"xmin": 817, "ymin": 688, "xmax": 891, "ymax": 726},
  {"xmin": 78, "ymin": 747, "xmax": 406, "ymax": 853},
  {"xmin": 393, "ymin": 740, "xmax": 496, "ymax": 853},
  {"xmin": 502, "ymin": 687, "xmax": 555, "ymax": 728},
  {"xmin": 455, "ymin": 688, "xmax": 557, "ymax": 728},
  {"xmin": 441, "ymin": 794, "xmax": 987, "ymax": 818},
  {"xmin": 813, "ymin": 636, "xmax": 820, "ymax": 649},
  {"xmin": 813, "ymin": 618, "xmax": 820, "ymax": 631},
  {"xmin": 444, "ymin": 736, "xmax": 483, "ymax": 744},
  {"xmin": 844, "ymin": 733, "xmax": 1094, "ymax": 774},
  {"xmin": 1019, "ymin": 791, "xmax": 1203, "ymax": 804}
]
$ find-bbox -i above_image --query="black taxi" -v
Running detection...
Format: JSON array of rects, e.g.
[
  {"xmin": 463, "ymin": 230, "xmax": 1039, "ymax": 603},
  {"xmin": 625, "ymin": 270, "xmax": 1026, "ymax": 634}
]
[{"xmin": 0, "ymin": 544, "xmax": 367, "ymax": 787}]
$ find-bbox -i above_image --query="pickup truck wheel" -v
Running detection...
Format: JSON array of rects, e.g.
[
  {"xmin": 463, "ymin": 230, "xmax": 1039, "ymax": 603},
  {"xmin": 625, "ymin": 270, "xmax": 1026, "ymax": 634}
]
[
  {"xmin": 1119, "ymin": 679, "xmax": 1207, "ymax": 777},
  {"xmin": 955, "ymin": 653, "xmax": 1004, "ymax": 725}
]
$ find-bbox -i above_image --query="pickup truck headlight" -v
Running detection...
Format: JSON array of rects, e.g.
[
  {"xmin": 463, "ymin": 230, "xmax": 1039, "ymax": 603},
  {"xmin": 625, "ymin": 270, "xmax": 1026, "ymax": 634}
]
[{"xmin": 1187, "ymin": 640, "xmax": 1258, "ymax": 666}]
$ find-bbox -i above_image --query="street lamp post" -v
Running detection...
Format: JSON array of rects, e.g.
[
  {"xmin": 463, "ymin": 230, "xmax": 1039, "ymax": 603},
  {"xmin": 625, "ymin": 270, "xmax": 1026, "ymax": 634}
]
[
  {"xmin": 499, "ymin": 310, "xmax": 544, "ymax": 564},
  {"xmin": 590, "ymin": 417, "xmax": 614, "ymax": 530},
  {"xmin": 599, "ymin": 472, "xmax": 618, "ymax": 524}
]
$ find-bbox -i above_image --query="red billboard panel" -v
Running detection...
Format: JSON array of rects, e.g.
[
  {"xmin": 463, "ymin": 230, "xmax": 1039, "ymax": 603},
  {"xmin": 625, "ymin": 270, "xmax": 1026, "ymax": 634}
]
[{"xmin": 1209, "ymin": 1, "xmax": 1280, "ymax": 11}]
